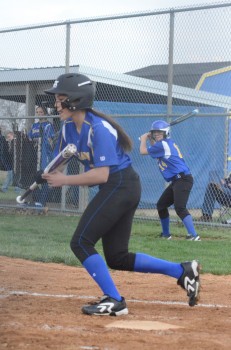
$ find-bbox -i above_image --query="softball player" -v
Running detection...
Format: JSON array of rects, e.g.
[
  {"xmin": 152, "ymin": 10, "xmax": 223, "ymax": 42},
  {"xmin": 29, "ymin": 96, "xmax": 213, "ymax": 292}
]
[
  {"xmin": 28, "ymin": 106, "xmax": 55, "ymax": 170},
  {"xmin": 28, "ymin": 106, "xmax": 55, "ymax": 207},
  {"xmin": 140, "ymin": 120, "xmax": 200, "ymax": 241},
  {"xmin": 43, "ymin": 73, "xmax": 201, "ymax": 316}
]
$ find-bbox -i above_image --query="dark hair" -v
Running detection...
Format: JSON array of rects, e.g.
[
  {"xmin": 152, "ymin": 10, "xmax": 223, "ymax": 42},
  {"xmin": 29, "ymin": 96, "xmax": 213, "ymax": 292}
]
[
  {"xmin": 36, "ymin": 105, "xmax": 48, "ymax": 115},
  {"xmin": 89, "ymin": 108, "xmax": 133, "ymax": 152}
]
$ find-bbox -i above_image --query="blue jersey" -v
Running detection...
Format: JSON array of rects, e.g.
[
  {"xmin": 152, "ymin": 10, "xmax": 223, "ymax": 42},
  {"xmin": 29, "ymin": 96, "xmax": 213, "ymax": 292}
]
[
  {"xmin": 28, "ymin": 121, "xmax": 55, "ymax": 169},
  {"xmin": 148, "ymin": 138, "xmax": 191, "ymax": 182},
  {"xmin": 54, "ymin": 111, "xmax": 132, "ymax": 174}
]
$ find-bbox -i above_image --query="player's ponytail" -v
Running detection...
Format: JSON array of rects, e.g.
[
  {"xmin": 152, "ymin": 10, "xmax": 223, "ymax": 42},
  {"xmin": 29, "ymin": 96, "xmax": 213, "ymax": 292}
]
[{"xmin": 89, "ymin": 108, "xmax": 133, "ymax": 152}]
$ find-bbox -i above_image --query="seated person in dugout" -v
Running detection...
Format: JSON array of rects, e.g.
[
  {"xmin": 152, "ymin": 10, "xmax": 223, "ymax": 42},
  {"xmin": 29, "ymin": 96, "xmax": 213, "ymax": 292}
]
[{"xmin": 201, "ymin": 173, "xmax": 231, "ymax": 222}]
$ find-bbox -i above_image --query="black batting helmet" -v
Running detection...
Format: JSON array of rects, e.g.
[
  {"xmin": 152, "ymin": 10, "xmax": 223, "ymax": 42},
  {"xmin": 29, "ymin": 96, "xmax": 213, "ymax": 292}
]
[{"xmin": 44, "ymin": 73, "xmax": 95, "ymax": 111}]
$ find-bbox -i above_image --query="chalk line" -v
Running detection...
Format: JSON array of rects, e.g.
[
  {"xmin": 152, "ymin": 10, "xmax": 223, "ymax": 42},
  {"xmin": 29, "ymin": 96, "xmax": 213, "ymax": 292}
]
[{"xmin": 0, "ymin": 288, "xmax": 229, "ymax": 309}]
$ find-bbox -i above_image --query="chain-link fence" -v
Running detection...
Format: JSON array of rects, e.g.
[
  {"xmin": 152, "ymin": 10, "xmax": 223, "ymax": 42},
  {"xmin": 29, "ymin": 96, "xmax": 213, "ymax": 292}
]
[{"xmin": 0, "ymin": 2, "xmax": 231, "ymax": 228}]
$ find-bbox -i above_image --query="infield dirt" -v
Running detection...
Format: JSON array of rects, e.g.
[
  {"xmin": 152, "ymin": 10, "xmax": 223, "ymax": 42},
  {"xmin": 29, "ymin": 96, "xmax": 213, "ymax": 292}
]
[{"xmin": 1, "ymin": 256, "xmax": 231, "ymax": 350}]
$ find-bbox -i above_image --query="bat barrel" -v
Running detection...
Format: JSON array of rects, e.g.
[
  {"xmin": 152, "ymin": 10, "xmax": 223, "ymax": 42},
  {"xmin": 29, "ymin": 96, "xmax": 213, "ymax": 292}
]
[{"xmin": 170, "ymin": 109, "xmax": 199, "ymax": 126}]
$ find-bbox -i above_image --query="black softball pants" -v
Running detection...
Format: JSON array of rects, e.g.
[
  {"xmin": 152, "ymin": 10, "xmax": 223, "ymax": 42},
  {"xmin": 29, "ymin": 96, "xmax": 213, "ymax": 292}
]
[
  {"xmin": 70, "ymin": 166, "xmax": 141, "ymax": 271},
  {"xmin": 157, "ymin": 175, "xmax": 193, "ymax": 220}
]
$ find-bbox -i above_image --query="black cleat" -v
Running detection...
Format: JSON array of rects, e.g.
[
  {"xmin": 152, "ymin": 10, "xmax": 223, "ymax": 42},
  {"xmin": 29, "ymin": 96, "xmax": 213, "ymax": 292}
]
[
  {"xmin": 177, "ymin": 260, "xmax": 201, "ymax": 307},
  {"xmin": 160, "ymin": 233, "xmax": 172, "ymax": 240},
  {"xmin": 82, "ymin": 295, "xmax": 128, "ymax": 316},
  {"xmin": 186, "ymin": 235, "xmax": 201, "ymax": 241}
]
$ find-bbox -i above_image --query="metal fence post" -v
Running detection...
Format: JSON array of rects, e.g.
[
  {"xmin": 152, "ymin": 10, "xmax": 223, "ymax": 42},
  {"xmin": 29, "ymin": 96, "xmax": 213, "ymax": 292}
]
[
  {"xmin": 65, "ymin": 21, "xmax": 71, "ymax": 73},
  {"xmin": 167, "ymin": 9, "xmax": 175, "ymax": 122},
  {"xmin": 61, "ymin": 21, "xmax": 71, "ymax": 211}
]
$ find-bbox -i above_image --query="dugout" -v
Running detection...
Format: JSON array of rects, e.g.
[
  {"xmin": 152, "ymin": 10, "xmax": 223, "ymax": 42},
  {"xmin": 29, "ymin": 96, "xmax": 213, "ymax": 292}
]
[{"xmin": 1, "ymin": 63, "xmax": 230, "ymax": 113}]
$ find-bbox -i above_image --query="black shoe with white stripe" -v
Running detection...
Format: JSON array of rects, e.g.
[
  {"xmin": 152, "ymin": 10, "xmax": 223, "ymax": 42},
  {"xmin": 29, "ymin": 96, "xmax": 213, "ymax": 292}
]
[
  {"xmin": 177, "ymin": 260, "xmax": 201, "ymax": 307},
  {"xmin": 160, "ymin": 233, "xmax": 172, "ymax": 240},
  {"xmin": 186, "ymin": 235, "xmax": 201, "ymax": 241},
  {"xmin": 82, "ymin": 295, "xmax": 128, "ymax": 316}
]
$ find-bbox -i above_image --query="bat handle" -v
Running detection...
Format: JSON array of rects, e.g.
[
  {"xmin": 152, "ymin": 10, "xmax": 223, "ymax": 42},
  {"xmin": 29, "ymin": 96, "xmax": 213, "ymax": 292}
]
[{"xmin": 16, "ymin": 182, "xmax": 38, "ymax": 204}]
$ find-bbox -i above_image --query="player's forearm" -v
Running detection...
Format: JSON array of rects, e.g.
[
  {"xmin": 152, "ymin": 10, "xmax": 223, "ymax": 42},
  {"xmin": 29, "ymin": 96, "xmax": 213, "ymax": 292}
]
[
  {"xmin": 64, "ymin": 167, "xmax": 109, "ymax": 186},
  {"xmin": 139, "ymin": 134, "xmax": 149, "ymax": 155},
  {"xmin": 140, "ymin": 141, "xmax": 148, "ymax": 155}
]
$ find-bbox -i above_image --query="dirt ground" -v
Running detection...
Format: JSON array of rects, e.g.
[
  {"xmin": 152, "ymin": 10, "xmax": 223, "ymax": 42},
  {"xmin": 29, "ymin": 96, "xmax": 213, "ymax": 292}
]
[{"xmin": 1, "ymin": 256, "xmax": 231, "ymax": 350}]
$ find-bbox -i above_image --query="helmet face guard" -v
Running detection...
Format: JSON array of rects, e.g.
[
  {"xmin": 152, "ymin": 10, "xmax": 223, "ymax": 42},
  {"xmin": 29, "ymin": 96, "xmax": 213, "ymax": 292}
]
[
  {"xmin": 150, "ymin": 120, "xmax": 170, "ymax": 140},
  {"xmin": 44, "ymin": 73, "xmax": 95, "ymax": 110}
]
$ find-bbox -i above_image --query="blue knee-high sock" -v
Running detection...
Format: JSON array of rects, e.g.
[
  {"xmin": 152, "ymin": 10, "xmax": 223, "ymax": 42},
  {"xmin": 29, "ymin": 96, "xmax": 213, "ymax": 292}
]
[
  {"xmin": 160, "ymin": 217, "xmax": 170, "ymax": 235},
  {"xmin": 83, "ymin": 254, "xmax": 122, "ymax": 301},
  {"xmin": 134, "ymin": 253, "xmax": 183, "ymax": 279},
  {"xmin": 182, "ymin": 215, "xmax": 198, "ymax": 237}
]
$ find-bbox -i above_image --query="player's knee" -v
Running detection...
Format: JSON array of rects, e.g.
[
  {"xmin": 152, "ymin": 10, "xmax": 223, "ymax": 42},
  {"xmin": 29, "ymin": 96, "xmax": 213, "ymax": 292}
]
[
  {"xmin": 157, "ymin": 207, "xmax": 169, "ymax": 219},
  {"xmin": 70, "ymin": 238, "xmax": 81, "ymax": 259},
  {"xmin": 175, "ymin": 207, "xmax": 189, "ymax": 220},
  {"xmin": 156, "ymin": 199, "xmax": 162, "ymax": 210},
  {"xmin": 157, "ymin": 198, "xmax": 168, "ymax": 210},
  {"xmin": 70, "ymin": 235, "xmax": 93, "ymax": 262},
  {"xmin": 105, "ymin": 252, "xmax": 135, "ymax": 272}
]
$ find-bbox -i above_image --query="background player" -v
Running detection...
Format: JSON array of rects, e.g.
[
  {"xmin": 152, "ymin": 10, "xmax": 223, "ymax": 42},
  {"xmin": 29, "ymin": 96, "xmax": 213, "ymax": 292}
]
[
  {"xmin": 140, "ymin": 120, "xmax": 200, "ymax": 241},
  {"xmin": 28, "ymin": 106, "xmax": 55, "ymax": 170},
  {"xmin": 42, "ymin": 73, "xmax": 201, "ymax": 316},
  {"xmin": 28, "ymin": 106, "xmax": 55, "ymax": 207}
]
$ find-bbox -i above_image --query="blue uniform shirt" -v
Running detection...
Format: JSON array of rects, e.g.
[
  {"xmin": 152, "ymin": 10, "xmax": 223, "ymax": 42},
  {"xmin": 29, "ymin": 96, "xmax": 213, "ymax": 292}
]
[
  {"xmin": 28, "ymin": 121, "xmax": 55, "ymax": 169},
  {"xmin": 54, "ymin": 111, "xmax": 132, "ymax": 174},
  {"xmin": 148, "ymin": 138, "xmax": 191, "ymax": 182}
]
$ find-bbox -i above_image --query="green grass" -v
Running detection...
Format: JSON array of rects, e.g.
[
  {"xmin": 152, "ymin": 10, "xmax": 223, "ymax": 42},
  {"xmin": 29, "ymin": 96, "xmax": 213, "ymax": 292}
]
[{"xmin": 0, "ymin": 212, "xmax": 231, "ymax": 275}]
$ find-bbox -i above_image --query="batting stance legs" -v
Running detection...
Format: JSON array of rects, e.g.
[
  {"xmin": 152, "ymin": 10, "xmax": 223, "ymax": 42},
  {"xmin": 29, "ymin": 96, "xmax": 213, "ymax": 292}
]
[
  {"xmin": 157, "ymin": 175, "xmax": 199, "ymax": 240},
  {"xmin": 70, "ymin": 167, "xmax": 200, "ymax": 315}
]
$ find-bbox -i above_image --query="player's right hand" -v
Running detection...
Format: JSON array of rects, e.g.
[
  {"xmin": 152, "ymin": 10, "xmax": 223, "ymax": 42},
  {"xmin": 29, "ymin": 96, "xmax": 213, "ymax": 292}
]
[
  {"xmin": 42, "ymin": 171, "xmax": 66, "ymax": 188},
  {"xmin": 139, "ymin": 133, "xmax": 150, "ymax": 141}
]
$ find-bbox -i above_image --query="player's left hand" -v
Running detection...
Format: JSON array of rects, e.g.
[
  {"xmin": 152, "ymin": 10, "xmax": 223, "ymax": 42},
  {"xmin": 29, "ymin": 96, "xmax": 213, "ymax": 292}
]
[
  {"xmin": 42, "ymin": 171, "xmax": 67, "ymax": 187},
  {"xmin": 35, "ymin": 170, "xmax": 47, "ymax": 184}
]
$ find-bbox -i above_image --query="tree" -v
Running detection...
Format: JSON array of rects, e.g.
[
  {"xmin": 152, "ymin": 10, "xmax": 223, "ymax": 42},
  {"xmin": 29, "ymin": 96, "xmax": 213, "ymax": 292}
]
[{"xmin": 0, "ymin": 99, "xmax": 26, "ymax": 133}]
